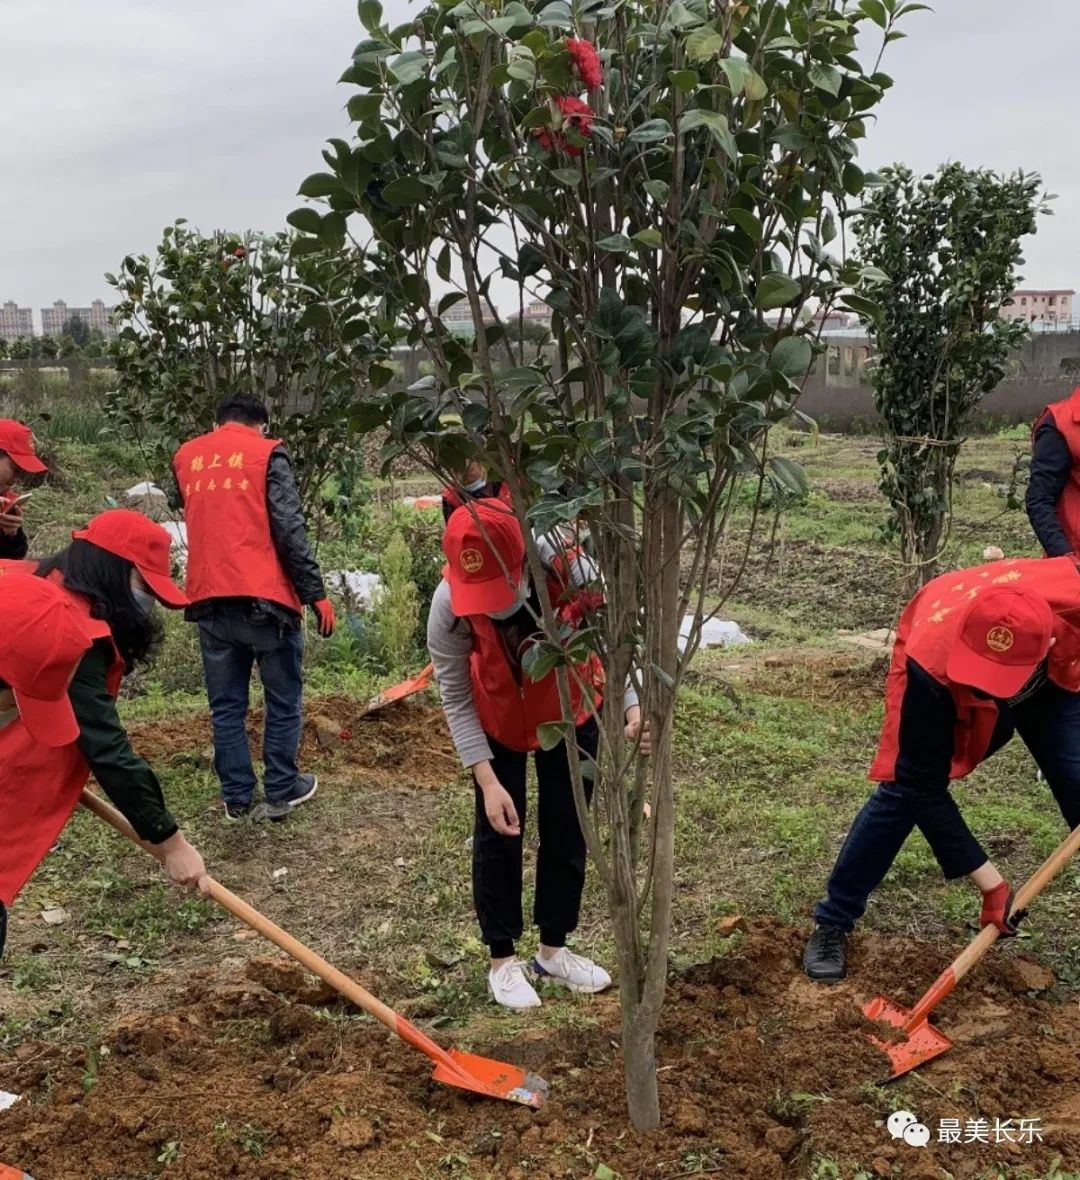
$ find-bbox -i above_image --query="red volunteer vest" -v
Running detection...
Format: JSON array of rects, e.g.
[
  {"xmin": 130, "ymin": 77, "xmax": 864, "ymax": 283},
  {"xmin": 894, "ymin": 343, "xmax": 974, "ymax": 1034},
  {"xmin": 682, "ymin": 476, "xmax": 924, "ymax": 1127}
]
[
  {"xmin": 1035, "ymin": 387, "xmax": 1080, "ymax": 554},
  {"xmin": 174, "ymin": 423, "xmax": 302, "ymax": 612},
  {"xmin": 870, "ymin": 556, "xmax": 1080, "ymax": 785},
  {"xmin": 466, "ymin": 565, "xmax": 603, "ymax": 753},
  {"xmin": 0, "ymin": 563, "xmax": 125, "ymax": 906}
]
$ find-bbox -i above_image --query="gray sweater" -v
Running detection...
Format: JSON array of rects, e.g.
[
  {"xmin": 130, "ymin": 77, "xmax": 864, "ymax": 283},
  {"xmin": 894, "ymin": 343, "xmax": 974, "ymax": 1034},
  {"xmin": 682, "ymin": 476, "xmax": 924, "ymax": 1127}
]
[{"xmin": 427, "ymin": 537, "xmax": 638, "ymax": 768}]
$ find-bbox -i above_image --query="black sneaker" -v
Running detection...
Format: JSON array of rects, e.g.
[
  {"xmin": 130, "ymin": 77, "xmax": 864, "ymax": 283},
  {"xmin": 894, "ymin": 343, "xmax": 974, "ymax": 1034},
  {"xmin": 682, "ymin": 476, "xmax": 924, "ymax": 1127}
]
[
  {"xmin": 253, "ymin": 775, "xmax": 318, "ymax": 822},
  {"xmin": 224, "ymin": 802, "xmax": 253, "ymax": 822},
  {"xmin": 803, "ymin": 924, "xmax": 847, "ymax": 983}
]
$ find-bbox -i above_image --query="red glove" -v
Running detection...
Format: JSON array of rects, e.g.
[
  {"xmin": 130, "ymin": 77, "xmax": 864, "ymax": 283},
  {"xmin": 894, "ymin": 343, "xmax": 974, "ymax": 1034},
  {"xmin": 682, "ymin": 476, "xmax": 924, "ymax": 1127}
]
[
  {"xmin": 979, "ymin": 880, "xmax": 1024, "ymax": 935},
  {"xmin": 312, "ymin": 598, "xmax": 336, "ymax": 638}
]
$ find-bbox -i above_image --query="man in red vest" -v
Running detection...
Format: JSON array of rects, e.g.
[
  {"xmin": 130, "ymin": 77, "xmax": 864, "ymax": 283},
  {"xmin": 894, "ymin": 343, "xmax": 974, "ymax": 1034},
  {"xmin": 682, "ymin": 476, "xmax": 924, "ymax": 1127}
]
[
  {"xmin": 0, "ymin": 419, "xmax": 47, "ymax": 560},
  {"xmin": 174, "ymin": 396, "xmax": 336, "ymax": 822},
  {"xmin": 804, "ymin": 556, "xmax": 1080, "ymax": 982},
  {"xmin": 1027, "ymin": 387, "xmax": 1080, "ymax": 556}
]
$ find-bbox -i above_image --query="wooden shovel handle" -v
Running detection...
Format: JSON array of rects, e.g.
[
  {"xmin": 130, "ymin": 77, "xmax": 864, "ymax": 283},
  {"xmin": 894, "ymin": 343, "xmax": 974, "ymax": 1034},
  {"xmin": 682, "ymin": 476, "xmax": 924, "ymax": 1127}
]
[
  {"xmin": 78, "ymin": 789, "xmax": 401, "ymax": 1035},
  {"xmin": 950, "ymin": 820, "xmax": 1080, "ymax": 988}
]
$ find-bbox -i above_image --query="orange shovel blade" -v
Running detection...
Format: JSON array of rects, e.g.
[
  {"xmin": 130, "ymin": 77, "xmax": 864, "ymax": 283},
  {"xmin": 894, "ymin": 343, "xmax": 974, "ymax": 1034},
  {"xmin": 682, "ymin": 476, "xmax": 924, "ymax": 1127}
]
[
  {"xmin": 431, "ymin": 1048, "xmax": 549, "ymax": 1108},
  {"xmin": 863, "ymin": 994, "xmax": 954, "ymax": 1080},
  {"xmin": 363, "ymin": 663, "xmax": 434, "ymax": 714}
]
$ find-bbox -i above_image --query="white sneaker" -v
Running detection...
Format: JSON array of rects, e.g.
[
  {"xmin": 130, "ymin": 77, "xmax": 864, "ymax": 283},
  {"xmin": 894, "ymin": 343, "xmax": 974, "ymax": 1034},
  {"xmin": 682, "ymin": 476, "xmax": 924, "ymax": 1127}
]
[
  {"xmin": 533, "ymin": 948, "xmax": 612, "ymax": 994},
  {"xmin": 488, "ymin": 958, "xmax": 542, "ymax": 1010}
]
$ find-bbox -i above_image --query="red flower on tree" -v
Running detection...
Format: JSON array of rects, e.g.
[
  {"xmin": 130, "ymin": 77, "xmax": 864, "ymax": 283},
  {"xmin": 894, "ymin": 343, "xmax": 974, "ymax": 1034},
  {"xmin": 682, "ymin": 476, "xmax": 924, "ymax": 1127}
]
[
  {"xmin": 566, "ymin": 38, "xmax": 603, "ymax": 93},
  {"xmin": 533, "ymin": 95, "xmax": 594, "ymax": 157}
]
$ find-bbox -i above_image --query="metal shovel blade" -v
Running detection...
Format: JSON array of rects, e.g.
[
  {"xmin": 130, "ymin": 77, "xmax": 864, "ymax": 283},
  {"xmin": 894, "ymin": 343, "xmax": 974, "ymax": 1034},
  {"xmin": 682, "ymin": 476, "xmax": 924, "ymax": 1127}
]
[
  {"xmin": 863, "ymin": 994, "xmax": 954, "ymax": 1080},
  {"xmin": 432, "ymin": 1047, "xmax": 549, "ymax": 1109}
]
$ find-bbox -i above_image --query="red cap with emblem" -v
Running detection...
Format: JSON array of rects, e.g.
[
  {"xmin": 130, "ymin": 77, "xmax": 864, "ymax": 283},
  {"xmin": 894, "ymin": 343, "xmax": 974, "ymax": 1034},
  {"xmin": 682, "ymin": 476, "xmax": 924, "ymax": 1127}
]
[
  {"xmin": 72, "ymin": 509, "xmax": 189, "ymax": 609},
  {"xmin": 442, "ymin": 499, "xmax": 525, "ymax": 616},
  {"xmin": 947, "ymin": 585, "xmax": 1055, "ymax": 698},
  {"xmin": 0, "ymin": 419, "xmax": 46, "ymax": 474},
  {"xmin": 0, "ymin": 571, "xmax": 94, "ymax": 746}
]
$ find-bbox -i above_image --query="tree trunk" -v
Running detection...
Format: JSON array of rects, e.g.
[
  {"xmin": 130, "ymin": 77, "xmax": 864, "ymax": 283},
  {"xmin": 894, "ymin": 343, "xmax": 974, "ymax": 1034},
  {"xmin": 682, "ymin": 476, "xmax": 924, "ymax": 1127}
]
[{"xmin": 621, "ymin": 999, "xmax": 660, "ymax": 1130}]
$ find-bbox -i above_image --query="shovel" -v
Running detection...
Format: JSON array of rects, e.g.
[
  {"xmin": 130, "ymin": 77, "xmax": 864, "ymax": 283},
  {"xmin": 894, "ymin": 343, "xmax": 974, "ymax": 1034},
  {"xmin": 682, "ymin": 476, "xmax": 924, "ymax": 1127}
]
[
  {"xmin": 79, "ymin": 789, "xmax": 547, "ymax": 1108},
  {"xmin": 864, "ymin": 820, "xmax": 1080, "ymax": 1079},
  {"xmin": 361, "ymin": 662, "xmax": 434, "ymax": 716}
]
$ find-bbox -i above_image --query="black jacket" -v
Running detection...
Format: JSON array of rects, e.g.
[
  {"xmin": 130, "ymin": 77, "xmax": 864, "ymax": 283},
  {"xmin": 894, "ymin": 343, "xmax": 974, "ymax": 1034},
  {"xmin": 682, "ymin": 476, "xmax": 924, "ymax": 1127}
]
[
  {"xmin": 0, "ymin": 528, "xmax": 28, "ymax": 560},
  {"xmin": 1026, "ymin": 420, "xmax": 1074, "ymax": 557},
  {"xmin": 183, "ymin": 445, "xmax": 325, "ymax": 624}
]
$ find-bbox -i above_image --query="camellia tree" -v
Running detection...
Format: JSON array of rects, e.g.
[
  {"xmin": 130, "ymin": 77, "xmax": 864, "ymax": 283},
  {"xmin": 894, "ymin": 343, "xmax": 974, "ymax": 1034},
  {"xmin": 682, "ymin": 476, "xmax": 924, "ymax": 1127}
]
[
  {"xmin": 293, "ymin": 0, "xmax": 918, "ymax": 1128},
  {"xmin": 856, "ymin": 163, "xmax": 1047, "ymax": 587},
  {"xmin": 106, "ymin": 222, "xmax": 391, "ymax": 511}
]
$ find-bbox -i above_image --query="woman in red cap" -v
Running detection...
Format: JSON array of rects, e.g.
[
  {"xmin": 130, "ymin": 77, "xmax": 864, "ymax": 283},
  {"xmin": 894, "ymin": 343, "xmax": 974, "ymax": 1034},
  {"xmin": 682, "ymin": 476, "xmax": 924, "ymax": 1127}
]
[
  {"xmin": 428, "ymin": 499, "xmax": 648, "ymax": 1010},
  {"xmin": 804, "ymin": 556, "xmax": 1080, "ymax": 984},
  {"xmin": 0, "ymin": 418, "xmax": 47, "ymax": 560},
  {"xmin": 0, "ymin": 510, "xmax": 207, "ymax": 957}
]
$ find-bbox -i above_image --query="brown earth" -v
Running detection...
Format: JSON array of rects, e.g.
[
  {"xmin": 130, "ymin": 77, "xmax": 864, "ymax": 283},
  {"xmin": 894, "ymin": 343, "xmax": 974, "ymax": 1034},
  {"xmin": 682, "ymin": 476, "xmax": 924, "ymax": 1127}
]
[
  {"xmin": 4, "ymin": 922, "xmax": 1078, "ymax": 1179},
  {"xmin": 127, "ymin": 695, "xmax": 459, "ymax": 792}
]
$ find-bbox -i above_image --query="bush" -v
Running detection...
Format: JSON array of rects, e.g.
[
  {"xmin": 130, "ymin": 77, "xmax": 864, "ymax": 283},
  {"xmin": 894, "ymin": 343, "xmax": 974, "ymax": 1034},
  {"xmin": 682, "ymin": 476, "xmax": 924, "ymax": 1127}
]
[{"xmin": 372, "ymin": 529, "xmax": 420, "ymax": 675}]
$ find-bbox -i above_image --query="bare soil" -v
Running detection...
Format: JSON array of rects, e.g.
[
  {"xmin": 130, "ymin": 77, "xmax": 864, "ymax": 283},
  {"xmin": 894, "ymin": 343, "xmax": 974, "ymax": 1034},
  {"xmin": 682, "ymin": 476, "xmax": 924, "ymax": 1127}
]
[
  {"xmin": 127, "ymin": 696, "xmax": 459, "ymax": 793},
  {"xmin": 3, "ymin": 922, "xmax": 1078, "ymax": 1179}
]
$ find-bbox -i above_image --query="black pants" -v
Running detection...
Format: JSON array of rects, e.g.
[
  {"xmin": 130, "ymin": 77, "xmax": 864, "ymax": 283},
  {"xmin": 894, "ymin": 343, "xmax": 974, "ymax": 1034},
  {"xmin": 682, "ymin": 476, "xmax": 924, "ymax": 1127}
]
[{"xmin": 472, "ymin": 717, "xmax": 598, "ymax": 958}]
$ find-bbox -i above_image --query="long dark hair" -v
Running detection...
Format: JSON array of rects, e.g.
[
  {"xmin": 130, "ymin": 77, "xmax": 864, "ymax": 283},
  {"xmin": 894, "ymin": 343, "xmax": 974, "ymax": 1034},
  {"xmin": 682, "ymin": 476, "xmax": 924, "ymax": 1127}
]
[{"xmin": 36, "ymin": 541, "xmax": 163, "ymax": 672}]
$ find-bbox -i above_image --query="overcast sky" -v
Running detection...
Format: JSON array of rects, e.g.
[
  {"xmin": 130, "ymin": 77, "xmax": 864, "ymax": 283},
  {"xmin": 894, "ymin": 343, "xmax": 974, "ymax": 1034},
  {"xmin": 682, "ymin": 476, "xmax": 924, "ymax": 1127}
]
[{"xmin": 2, "ymin": 0, "xmax": 1077, "ymax": 326}]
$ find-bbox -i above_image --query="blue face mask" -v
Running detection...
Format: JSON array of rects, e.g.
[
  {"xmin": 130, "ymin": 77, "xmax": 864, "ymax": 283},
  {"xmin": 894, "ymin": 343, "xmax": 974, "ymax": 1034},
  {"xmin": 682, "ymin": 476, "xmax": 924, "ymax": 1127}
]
[
  {"xmin": 132, "ymin": 587, "xmax": 157, "ymax": 618},
  {"xmin": 464, "ymin": 477, "xmax": 488, "ymax": 494}
]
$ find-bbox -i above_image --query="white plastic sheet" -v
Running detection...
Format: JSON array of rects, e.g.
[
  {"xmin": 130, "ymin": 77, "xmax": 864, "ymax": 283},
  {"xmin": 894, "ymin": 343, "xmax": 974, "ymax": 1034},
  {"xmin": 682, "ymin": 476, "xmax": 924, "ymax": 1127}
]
[{"xmin": 678, "ymin": 616, "xmax": 751, "ymax": 653}]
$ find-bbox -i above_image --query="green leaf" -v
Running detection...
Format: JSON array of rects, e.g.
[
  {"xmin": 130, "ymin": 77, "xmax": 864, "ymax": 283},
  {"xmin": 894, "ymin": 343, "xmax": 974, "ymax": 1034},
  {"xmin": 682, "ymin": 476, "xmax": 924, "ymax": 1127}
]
[
  {"xmin": 643, "ymin": 179, "xmax": 669, "ymax": 202},
  {"xmin": 286, "ymin": 208, "xmax": 323, "ymax": 236},
  {"xmin": 809, "ymin": 64, "xmax": 842, "ymax": 96},
  {"xmin": 719, "ymin": 58, "xmax": 766, "ymax": 100},
  {"xmin": 597, "ymin": 234, "xmax": 633, "ymax": 253},
  {"xmin": 628, "ymin": 119, "xmax": 673, "ymax": 144},
  {"xmin": 668, "ymin": 69, "xmax": 698, "ymax": 93},
  {"xmin": 678, "ymin": 109, "xmax": 738, "ymax": 163},
  {"xmin": 507, "ymin": 56, "xmax": 536, "ymax": 83},
  {"xmin": 842, "ymin": 162, "xmax": 865, "ymax": 197},
  {"xmin": 536, "ymin": 720, "xmax": 573, "ymax": 750},
  {"xmin": 358, "ymin": 0, "xmax": 383, "ymax": 31},
  {"xmin": 594, "ymin": 1166, "xmax": 619, "ymax": 1180},
  {"xmin": 772, "ymin": 123, "xmax": 811, "ymax": 151},
  {"xmin": 536, "ymin": 0, "xmax": 572, "ymax": 26},
  {"xmin": 521, "ymin": 106, "xmax": 552, "ymax": 129},
  {"xmin": 859, "ymin": 0, "xmax": 888, "ymax": 26},
  {"xmin": 347, "ymin": 93, "xmax": 383, "ymax": 121},
  {"xmin": 768, "ymin": 456, "xmax": 810, "ymax": 497},
  {"xmin": 768, "ymin": 335, "xmax": 813, "ymax": 377},
  {"xmin": 389, "ymin": 50, "xmax": 428, "ymax": 85},
  {"xmin": 840, "ymin": 293, "xmax": 883, "ymax": 322},
  {"xmin": 297, "ymin": 304, "xmax": 333, "ymax": 329},
  {"xmin": 369, "ymin": 362, "xmax": 395, "ymax": 389},
  {"xmin": 685, "ymin": 27, "xmax": 724, "ymax": 62},
  {"xmin": 381, "ymin": 177, "xmax": 429, "ymax": 204},
  {"xmin": 298, "ymin": 172, "xmax": 343, "ymax": 198},
  {"xmin": 438, "ymin": 293, "xmax": 465, "ymax": 315},
  {"xmin": 728, "ymin": 209, "xmax": 762, "ymax": 240},
  {"xmin": 755, "ymin": 273, "xmax": 802, "ymax": 310},
  {"xmin": 436, "ymin": 243, "xmax": 452, "ymax": 283},
  {"xmin": 632, "ymin": 228, "xmax": 663, "ymax": 249},
  {"xmin": 551, "ymin": 167, "xmax": 581, "ymax": 185}
]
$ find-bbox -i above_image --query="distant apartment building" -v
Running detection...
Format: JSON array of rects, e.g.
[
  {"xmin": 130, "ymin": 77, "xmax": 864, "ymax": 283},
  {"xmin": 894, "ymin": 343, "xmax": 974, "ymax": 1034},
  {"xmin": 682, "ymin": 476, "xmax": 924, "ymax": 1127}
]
[
  {"xmin": 40, "ymin": 299, "xmax": 117, "ymax": 339},
  {"xmin": 1001, "ymin": 289, "xmax": 1074, "ymax": 325},
  {"xmin": 522, "ymin": 299, "xmax": 552, "ymax": 326},
  {"xmin": 0, "ymin": 301, "xmax": 33, "ymax": 342}
]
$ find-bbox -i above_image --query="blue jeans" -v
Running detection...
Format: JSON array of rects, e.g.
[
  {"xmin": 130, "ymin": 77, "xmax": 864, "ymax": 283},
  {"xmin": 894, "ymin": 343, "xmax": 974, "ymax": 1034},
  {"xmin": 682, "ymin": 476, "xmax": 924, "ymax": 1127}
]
[
  {"xmin": 815, "ymin": 681, "xmax": 1080, "ymax": 931},
  {"xmin": 197, "ymin": 605, "xmax": 305, "ymax": 806}
]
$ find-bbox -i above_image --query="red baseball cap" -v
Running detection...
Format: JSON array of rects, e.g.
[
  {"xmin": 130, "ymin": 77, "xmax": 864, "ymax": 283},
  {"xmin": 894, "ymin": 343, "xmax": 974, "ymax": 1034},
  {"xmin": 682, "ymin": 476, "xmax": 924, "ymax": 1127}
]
[
  {"xmin": 0, "ymin": 571, "xmax": 94, "ymax": 746},
  {"xmin": 0, "ymin": 419, "xmax": 46, "ymax": 474},
  {"xmin": 946, "ymin": 586, "xmax": 1055, "ymax": 698},
  {"xmin": 442, "ymin": 500, "xmax": 525, "ymax": 616},
  {"xmin": 72, "ymin": 509, "xmax": 189, "ymax": 609}
]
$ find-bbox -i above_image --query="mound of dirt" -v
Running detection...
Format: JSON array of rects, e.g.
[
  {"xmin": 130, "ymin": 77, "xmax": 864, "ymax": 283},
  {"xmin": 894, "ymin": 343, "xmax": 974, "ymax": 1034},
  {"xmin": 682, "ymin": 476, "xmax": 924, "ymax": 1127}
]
[
  {"xmin": 128, "ymin": 695, "xmax": 458, "ymax": 791},
  {"xmin": 3, "ymin": 922, "xmax": 1078, "ymax": 1179},
  {"xmin": 721, "ymin": 646, "xmax": 889, "ymax": 709}
]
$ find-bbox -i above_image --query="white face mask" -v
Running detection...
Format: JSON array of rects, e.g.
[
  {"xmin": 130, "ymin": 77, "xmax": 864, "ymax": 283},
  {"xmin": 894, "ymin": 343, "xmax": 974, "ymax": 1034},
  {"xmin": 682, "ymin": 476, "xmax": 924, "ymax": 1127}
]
[
  {"xmin": 487, "ymin": 580, "xmax": 528, "ymax": 621},
  {"xmin": 464, "ymin": 477, "xmax": 488, "ymax": 494}
]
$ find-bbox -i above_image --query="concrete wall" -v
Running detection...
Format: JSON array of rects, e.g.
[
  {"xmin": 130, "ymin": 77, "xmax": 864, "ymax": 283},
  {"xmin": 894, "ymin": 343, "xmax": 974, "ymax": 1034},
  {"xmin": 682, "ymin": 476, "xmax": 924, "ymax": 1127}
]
[{"xmin": 799, "ymin": 330, "xmax": 1080, "ymax": 431}]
